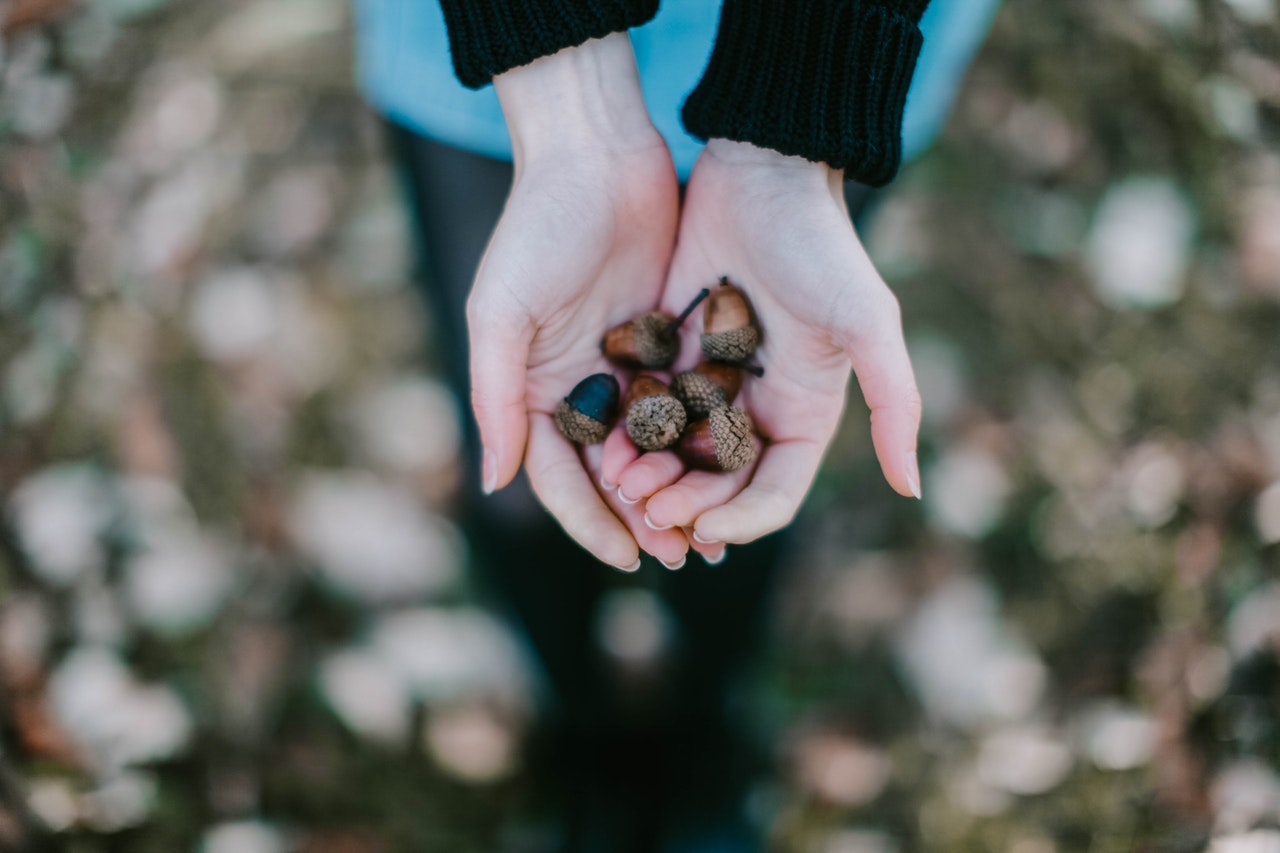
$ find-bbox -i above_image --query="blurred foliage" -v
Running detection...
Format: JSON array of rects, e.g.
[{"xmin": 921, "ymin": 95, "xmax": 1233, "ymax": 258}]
[{"xmin": 1, "ymin": 0, "xmax": 1280, "ymax": 851}]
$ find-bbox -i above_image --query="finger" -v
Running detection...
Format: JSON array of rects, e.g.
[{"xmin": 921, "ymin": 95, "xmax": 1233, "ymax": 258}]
[
  {"xmin": 584, "ymin": 445, "xmax": 689, "ymax": 568},
  {"xmin": 692, "ymin": 440, "xmax": 825, "ymax": 544},
  {"xmin": 524, "ymin": 415, "xmax": 640, "ymax": 570},
  {"xmin": 643, "ymin": 466, "xmax": 753, "ymax": 530},
  {"xmin": 687, "ymin": 529, "xmax": 727, "ymax": 565},
  {"xmin": 467, "ymin": 299, "xmax": 535, "ymax": 495},
  {"xmin": 616, "ymin": 451, "xmax": 684, "ymax": 505},
  {"xmin": 599, "ymin": 424, "xmax": 639, "ymax": 491},
  {"xmin": 626, "ymin": 507, "xmax": 689, "ymax": 569},
  {"xmin": 844, "ymin": 293, "xmax": 923, "ymax": 500},
  {"xmin": 621, "ymin": 500, "xmax": 690, "ymax": 569}
]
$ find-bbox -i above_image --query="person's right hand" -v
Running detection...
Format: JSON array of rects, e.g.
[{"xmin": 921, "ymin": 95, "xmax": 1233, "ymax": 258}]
[{"xmin": 470, "ymin": 34, "xmax": 691, "ymax": 571}]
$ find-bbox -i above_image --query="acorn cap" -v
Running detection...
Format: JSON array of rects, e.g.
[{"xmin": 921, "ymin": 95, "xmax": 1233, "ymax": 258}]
[
  {"xmin": 671, "ymin": 371, "xmax": 728, "ymax": 421},
  {"xmin": 625, "ymin": 377, "xmax": 687, "ymax": 452},
  {"xmin": 602, "ymin": 311, "xmax": 680, "ymax": 369},
  {"xmin": 709, "ymin": 406, "xmax": 756, "ymax": 471},
  {"xmin": 678, "ymin": 406, "xmax": 757, "ymax": 472},
  {"xmin": 555, "ymin": 400, "xmax": 610, "ymax": 445},
  {"xmin": 553, "ymin": 373, "xmax": 619, "ymax": 445},
  {"xmin": 701, "ymin": 326, "xmax": 761, "ymax": 363}
]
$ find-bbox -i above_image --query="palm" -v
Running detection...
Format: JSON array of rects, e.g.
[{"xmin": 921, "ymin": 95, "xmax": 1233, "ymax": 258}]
[
  {"xmin": 507, "ymin": 156, "xmax": 673, "ymax": 414},
  {"xmin": 615, "ymin": 145, "xmax": 921, "ymax": 545},
  {"xmin": 671, "ymin": 155, "xmax": 864, "ymax": 449}
]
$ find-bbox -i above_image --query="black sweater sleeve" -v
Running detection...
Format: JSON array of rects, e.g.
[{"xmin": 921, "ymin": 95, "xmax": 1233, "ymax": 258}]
[
  {"xmin": 682, "ymin": 0, "xmax": 931, "ymax": 186},
  {"xmin": 437, "ymin": 0, "xmax": 659, "ymax": 89},
  {"xmin": 436, "ymin": 0, "xmax": 929, "ymax": 185}
]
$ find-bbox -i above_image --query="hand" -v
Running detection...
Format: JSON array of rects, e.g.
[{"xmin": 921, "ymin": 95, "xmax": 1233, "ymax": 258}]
[
  {"xmin": 607, "ymin": 139, "xmax": 923, "ymax": 547},
  {"xmin": 469, "ymin": 34, "xmax": 690, "ymax": 570}
]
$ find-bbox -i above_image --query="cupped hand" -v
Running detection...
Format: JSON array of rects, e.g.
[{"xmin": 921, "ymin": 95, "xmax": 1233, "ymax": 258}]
[
  {"xmin": 468, "ymin": 35, "xmax": 690, "ymax": 570},
  {"xmin": 611, "ymin": 139, "xmax": 923, "ymax": 547}
]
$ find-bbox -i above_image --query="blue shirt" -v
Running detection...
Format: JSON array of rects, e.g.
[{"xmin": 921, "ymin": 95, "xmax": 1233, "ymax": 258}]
[{"xmin": 356, "ymin": 0, "xmax": 1001, "ymax": 180}]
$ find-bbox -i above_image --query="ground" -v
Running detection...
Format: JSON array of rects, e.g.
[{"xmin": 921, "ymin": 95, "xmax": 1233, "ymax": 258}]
[{"xmin": 1, "ymin": 0, "xmax": 1279, "ymax": 851}]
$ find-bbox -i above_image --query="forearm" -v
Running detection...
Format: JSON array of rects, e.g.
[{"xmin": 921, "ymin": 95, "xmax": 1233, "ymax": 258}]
[
  {"xmin": 702, "ymin": 138, "xmax": 835, "ymax": 183},
  {"xmin": 494, "ymin": 33, "xmax": 662, "ymax": 166}
]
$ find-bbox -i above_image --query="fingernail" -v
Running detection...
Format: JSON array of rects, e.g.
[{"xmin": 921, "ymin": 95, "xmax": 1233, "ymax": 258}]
[
  {"xmin": 618, "ymin": 490, "xmax": 638, "ymax": 505},
  {"xmin": 704, "ymin": 548, "xmax": 726, "ymax": 566},
  {"xmin": 905, "ymin": 451, "xmax": 922, "ymax": 500},
  {"xmin": 614, "ymin": 559, "xmax": 642, "ymax": 573},
  {"xmin": 692, "ymin": 530, "xmax": 718, "ymax": 545},
  {"xmin": 660, "ymin": 556, "xmax": 686, "ymax": 571},
  {"xmin": 644, "ymin": 513, "xmax": 673, "ymax": 531},
  {"xmin": 601, "ymin": 475, "xmax": 615, "ymax": 491},
  {"xmin": 482, "ymin": 449, "xmax": 497, "ymax": 495}
]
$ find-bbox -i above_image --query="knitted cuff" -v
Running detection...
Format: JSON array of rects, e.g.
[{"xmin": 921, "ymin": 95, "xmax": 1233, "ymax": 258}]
[
  {"xmin": 682, "ymin": 0, "xmax": 928, "ymax": 186},
  {"xmin": 438, "ymin": 0, "xmax": 660, "ymax": 89}
]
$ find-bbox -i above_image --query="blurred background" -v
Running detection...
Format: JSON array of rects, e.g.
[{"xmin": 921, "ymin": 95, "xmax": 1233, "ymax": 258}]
[{"xmin": 1, "ymin": 0, "xmax": 1279, "ymax": 850}]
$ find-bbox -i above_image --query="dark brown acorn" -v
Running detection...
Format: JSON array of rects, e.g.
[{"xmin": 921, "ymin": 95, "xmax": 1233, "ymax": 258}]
[
  {"xmin": 602, "ymin": 288, "xmax": 710, "ymax": 370},
  {"xmin": 671, "ymin": 362, "xmax": 744, "ymax": 420},
  {"xmin": 676, "ymin": 406, "xmax": 757, "ymax": 472},
  {"xmin": 701, "ymin": 276, "xmax": 760, "ymax": 364},
  {"xmin": 554, "ymin": 373, "xmax": 620, "ymax": 445},
  {"xmin": 624, "ymin": 375, "xmax": 688, "ymax": 452}
]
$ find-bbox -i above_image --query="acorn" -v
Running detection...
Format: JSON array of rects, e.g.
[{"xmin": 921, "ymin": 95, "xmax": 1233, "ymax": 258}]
[
  {"xmin": 553, "ymin": 373, "xmax": 620, "ymax": 445},
  {"xmin": 700, "ymin": 276, "xmax": 760, "ymax": 364},
  {"xmin": 671, "ymin": 362, "xmax": 744, "ymax": 420},
  {"xmin": 624, "ymin": 375, "xmax": 687, "ymax": 452},
  {"xmin": 676, "ymin": 406, "xmax": 757, "ymax": 472},
  {"xmin": 602, "ymin": 288, "xmax": 710, "ymax": 370}
]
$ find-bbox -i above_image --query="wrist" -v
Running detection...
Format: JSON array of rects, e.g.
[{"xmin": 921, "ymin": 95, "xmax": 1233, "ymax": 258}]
[
  {"xmin": 495, "ymin": 33, "xmax": 660, "ymax": 164},
  {"xmin": 704, "ymin": 138, "xmax": 839, "ymax": 184}
]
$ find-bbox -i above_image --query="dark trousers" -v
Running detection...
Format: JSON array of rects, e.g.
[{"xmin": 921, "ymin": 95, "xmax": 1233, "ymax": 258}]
[{"xmin": 388, "ymin": 123, "xmax": 787, "ymax": 850}]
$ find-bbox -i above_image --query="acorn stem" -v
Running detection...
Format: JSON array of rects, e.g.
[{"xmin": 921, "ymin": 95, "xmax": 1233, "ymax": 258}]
[
  {"xmin": 739, "ymin": 361, "xmax": 765, "ymax": 378},
  {"xmin": 663, "ymin": 288, "xmax": 711, "ymax": 337}
]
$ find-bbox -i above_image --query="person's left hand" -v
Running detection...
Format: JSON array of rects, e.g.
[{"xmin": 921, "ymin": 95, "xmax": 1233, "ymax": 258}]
[{"xmin": 603, "ymin": 139, "xmax": 923, "ymax": 550}]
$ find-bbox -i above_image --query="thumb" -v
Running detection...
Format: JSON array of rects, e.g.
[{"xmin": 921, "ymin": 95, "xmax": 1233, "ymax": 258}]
[
  {"xmin": 467, "ymin": 302, "xmax": 534, "ymax": 494},
  {"xmin": 843, "ymin": 291, "xmax": 923, "ymax": 500}
]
